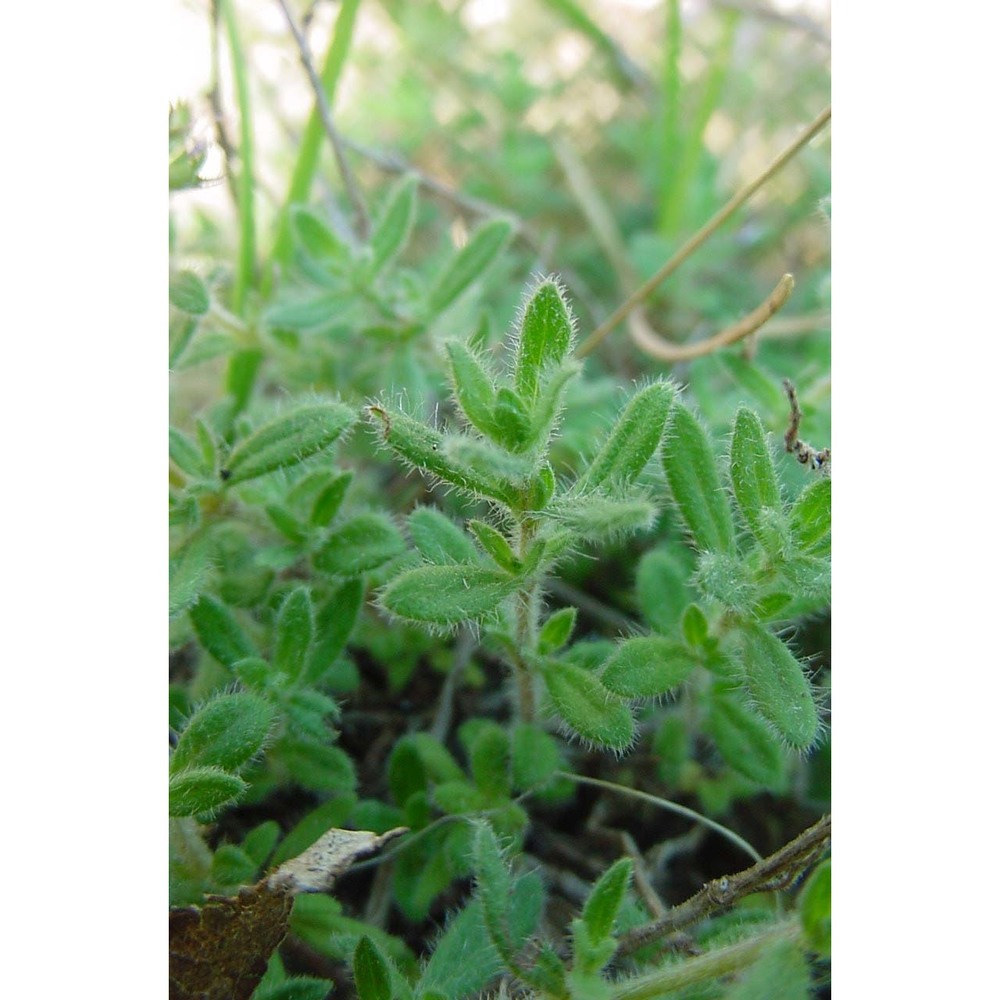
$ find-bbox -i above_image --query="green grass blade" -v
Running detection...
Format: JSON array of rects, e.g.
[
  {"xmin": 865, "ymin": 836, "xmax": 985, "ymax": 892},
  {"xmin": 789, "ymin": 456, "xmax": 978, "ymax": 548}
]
[
  {"xmin": 658, "ymin": 0, "xmax": 682, "ymax": 233},
  {"xmin": 219, "ymin": 0, "xmax": 256, "ymax": 316},
  {"xmin": 660, "ymin": 9, "xmax": 738, "ymax": 234},
  {"xmin": 267, "ymin": 0, "xmax": 364, "ymax": 287}
]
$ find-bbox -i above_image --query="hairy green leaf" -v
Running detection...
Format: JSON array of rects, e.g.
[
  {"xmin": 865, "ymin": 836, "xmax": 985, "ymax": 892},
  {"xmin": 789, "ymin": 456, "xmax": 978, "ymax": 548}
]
[
  {"xmin": 169, "ymin": 270, "xmax": 210, "ymax": 316},
  {"xmin": 539, "ymin": 659, "xmax": 634, "ymax": 751},
  {"xmin": 309, "ymin": 471, "xmax": 353, "ymax": 527},
  {"xmin": 314, "ymin": 512, "xmax": 407, "ymax": 575},
  {"xmin": 407, "ymin": 507, "xmax": 479, "ymax": 565},
  {"xmin": 169, "ymin": 766, "xmax": 247, "ymax": 818},
  {"xmin": 169, "ymin": 536, "xmax": 212, "ymax": 618},
  {"xmin": 366, "ymin": 404, "xmax": 520, "ymax": 507},
  {"xmin": 370, "ymin": 175, "xmax": 417, "ymax": 276},
  {"xmin": 578, "ymin": 381, "xmax": 674, "ymax": 491},
  {"xmin": 538, "ymin": 607, "xmax": 577, "ymax": 654},
  {"xmin": 681, "ymin": 603, "xmax": 710, "ymax": 648},
  {"xmin": 469, "ymin": 725, "xmax": 511, "ymax": 800},
  {"xmin": 170, "ymin": 427, "xmax": 211, "ymax": 479},
  {"xmin": 171, "ymin": 691, "xmax": 275, "ymax": 774},
  {"xmin": 799, "ymin": 858, "xmax": 831, "ymax": 956},
  {"xmin": 492, "ymin": 387, "xmax": 533, "ymax": 451},
  {"xmin": 273, "ymin": 587, "xmax": 314, "ymax": 683},
  {"xmin": 662, "ymin": 403, "xmax": 735, "ymax": 552},
  {"xmin": 730, "ymin": 407, "xmax": 782, "ymax": 542},
  {"xmin": 581, "ymin": 857, "xmax": 632, "ymax": 944},
  {"xmin": 417, "ymin": 899, "xmax": 502, "ymax": 998},
  {"xmin": 706, "ymin": 692, "xmax": 786, "ymax": 788},
  {"xmin": 388, "ymin": 738, "xmax": 427, "ymax": 807},
  {"xmin": 222, "ymin": 402, "xmax": 355, "ymax": 485},
  {"xmin": 445, "ymin": 339, "xmax": 500, "ymax": 439},
  {"xmin": 556, "ymin": 494, "xmax": 657, "ymax": 542},
  {"xmin": 635, "ymin": 545, "xmax": 693, "ymax": 634},
  {"xmin": 189, "ymin": 594, "xmax": 257, "ymax": 667},
  {"xmin": 353, "ymin": 937, "xmax": 392, "ymax": 1000},
  {"xmin": 305, "ymin": 578, "xmax": 364, "ymax": 682},
  {"xmin": 264, "ymin": 290, "xmax": 354, "ymax": 331},
  {"xmin": 601, "ymin": 636, "xmax": 697, "ymax": 699},
  {"xmin": 290, "ymin": 206, "xmax": 348, "ymax": 261},
  {"xmin": 211, "ymin": 843, "xmax": 259, "ymax": 886},
  {"xmin": 514, "ymin": 277, "xmax": 574, "ymax": 403},
  {"xmin": 511, "ymin": 723, "xmax": 561, "ymax": 790},
  {"xmin": 725, "ymin": 937, "xmax": 811, "ymax": 1000},
  {"xmin": 429, "ymin": 218, "xmax": 513, "ymax": 313},
  {"xmin": 790, "ymin": 476, "xmax": 831, "ymax": 555},
  {"xmin": 279, "ymin": 739, "xmax": 357, "ymax": 795},
  {"xmin": 468, "ymin": 519, "xmax": 519, "ymax": 572},
  {"xmin": 253, "ymin": 978, "xmax": 336, "ymax": 1000},
  {"xmin": 741, "ymin": 626, "xmax": 819, "ymax": 751},
  {"xmin": 472, "ymin": 821, "xmax": 515, "ymax": 958},
  {"xmin": 380, "ymin": 564, "xmax": 520, "ymax": 628}
]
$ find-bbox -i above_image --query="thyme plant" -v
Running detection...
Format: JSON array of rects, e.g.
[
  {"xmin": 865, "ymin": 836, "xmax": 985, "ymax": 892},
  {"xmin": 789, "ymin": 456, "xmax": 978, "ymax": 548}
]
[{"xmin": 169, "ymin": 3, "xmax": 831, "ymax": 997}]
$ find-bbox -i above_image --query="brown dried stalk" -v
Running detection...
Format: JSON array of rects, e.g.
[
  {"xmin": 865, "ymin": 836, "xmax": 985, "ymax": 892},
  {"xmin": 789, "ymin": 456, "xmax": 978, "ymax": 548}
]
[
  {"xmin": 783, "ymin": 378, "xmax": 831, "ymax": 473},
  {"xmin": 615, "ymin": 814, "xmax": 830, "ymax": 958},
  {"xmin": 629, "ymin": 274, "xmax": 795, "ymax": 363}
]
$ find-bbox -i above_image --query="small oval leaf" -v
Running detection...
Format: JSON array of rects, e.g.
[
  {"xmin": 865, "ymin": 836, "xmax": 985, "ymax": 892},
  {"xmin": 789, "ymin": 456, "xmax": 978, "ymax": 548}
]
[
  {"xmin": 730, "ymin": 407, "xmax": 782, "ymax": 541},
  {"xmin": 380, "ymin": 564, "xmax": 520, "ymax": 628},
  {"xmin": 514, "ymin": 277, "xmax": 575, "ymax": 403},
  {"xmin": 539, "ymin": 659, "xmax": 634, "ymax": 751},
  {"xmin": 662, "ymin": 403, "xmax": 735, "ymax": 553},
  {"xmin": 314, "ymin": 513, "xmax": 407, "ymax": 575},
  {"xmin": 223, "ymin": 403, "xmax": 355, "ymax": 485},
  {"xmin": 741, "ymin": 626, "xmax": 819, "ymax": 751},
  {"xmin": 429, "ymin": 218, "xmax": 513, "ymax": 313},
  {"xmin": 601, "ymin": 636, "xmax": 697, "ymax": 699}
]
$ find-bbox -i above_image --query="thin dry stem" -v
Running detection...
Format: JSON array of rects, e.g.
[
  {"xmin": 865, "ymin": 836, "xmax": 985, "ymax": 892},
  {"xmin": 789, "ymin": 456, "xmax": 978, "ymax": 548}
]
[
  {"xmin": 783, "ymin": 378, "xmax": 830, "ymax": 473},
  {"xmin": 208, "ymin": 1, "xmax": 240, "ymax": 209},
  {"xmin": 275, "ymin": 0, "xmax": 370, "ymax": 240},
  {"xmin": 615, "ymin": 814, "xmax": 830, "ymax": 958},
  {"xmin": 576, "ymin": 105, "xmax": 831, "ymax": 358},
  {"xmin": 629, "ymin": 273, "xmax": 795, "ymax": 363},
  {"xmin": 556, "ymin": 771, "xmax": 762, "ymax": 864},
  {"xmin": 430, "ymin": 625, "xmax": 476, "ymax": 742},
  {"xmin": 757, "ymin": 311, "xmax": 830, "ymax": 339}
]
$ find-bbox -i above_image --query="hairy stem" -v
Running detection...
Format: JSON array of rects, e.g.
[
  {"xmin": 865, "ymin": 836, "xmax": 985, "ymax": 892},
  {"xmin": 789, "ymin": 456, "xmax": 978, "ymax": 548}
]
[
  {"xmin": 616, "ymin": 814, "xmax": 830, "ymax": 958},
  {"xmin": 612, "ymin": 917, "xmax": 801, "ymax": 1000},
  {"xmin": 512, "ymin": 518, "xmax": 539, "ymax": 723}
]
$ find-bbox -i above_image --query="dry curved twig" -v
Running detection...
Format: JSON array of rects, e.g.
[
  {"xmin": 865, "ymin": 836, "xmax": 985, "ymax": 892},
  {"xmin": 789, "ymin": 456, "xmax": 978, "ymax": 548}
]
[
  {"xmin": 629, "ymin": 273, "xmax": 795, "ymax": 363},
  {"xmin": 576, "ymin": 105, "xmax": 831, "ymax": 358}
]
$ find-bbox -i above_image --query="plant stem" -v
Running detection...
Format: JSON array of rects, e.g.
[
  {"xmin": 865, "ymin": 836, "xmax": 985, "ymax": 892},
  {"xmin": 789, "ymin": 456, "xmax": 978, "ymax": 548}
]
[
  {"xmin": 577, "ymin": 105, "xmax": 831, "ymax": 357},
  {"xmin": 508, "ymin": 512, "xmax": 546, "ymax": 725},
  {"xmin": 611, "ymin": 917, "xmax": 801, "ymax": 1000},
  {"xmin": 615, "ymin": 814, "xmax": 831, "ymax": 958},
  {"xmin": 267, "ymin": 0, "xmax": 363, "ymax": 287},
  {"xmin": 628, "ymin": 272, "xmax": 794, "ymax": 362},
  {"xmin": 275, "ymin": 0, "xmax": 370, "ymax": 241},
  {"xmin": 219, "ymin": 0, "xmax": 257, "ymax": 317},
  {"xmin": 557, "ymin": 771, "xmax": 761, "ymax": 863},
  {"xmin": 512, "ymin": 518, "xmax": 539, "ymax": 723},
  {"xmin": 658, "ymin": 0, "xmax": 682, "ymax": 232}
]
